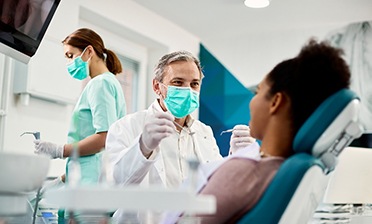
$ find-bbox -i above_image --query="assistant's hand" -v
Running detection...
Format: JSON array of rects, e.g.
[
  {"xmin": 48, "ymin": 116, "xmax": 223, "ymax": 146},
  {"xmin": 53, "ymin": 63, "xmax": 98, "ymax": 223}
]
[
  {"xmin": 229, "ymin": 125, "xmax": 256, "ymax": 155},
  {"xmin": 34, "ymin": 140, "xmax": 64, "ymax": 159},
  {"xmin": 140, "ymin": 112, "xmax": 176, "ymax": 157}
]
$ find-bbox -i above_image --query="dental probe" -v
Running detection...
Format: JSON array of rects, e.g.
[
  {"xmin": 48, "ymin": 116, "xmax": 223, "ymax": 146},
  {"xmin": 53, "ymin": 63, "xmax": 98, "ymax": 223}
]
[{"xmin": 220, "ymin": 129, "xmax": 234, "ymax": 135}]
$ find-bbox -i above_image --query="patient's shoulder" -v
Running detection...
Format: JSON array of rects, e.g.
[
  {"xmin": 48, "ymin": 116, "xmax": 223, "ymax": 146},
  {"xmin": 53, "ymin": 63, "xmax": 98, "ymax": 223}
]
[
  {"xmin": 259, "ymin": 156, "xmax": 285, "ymax": 167},
  {"xmin": 225, "ymin": 156, "xmax": 284, "ymax": 169}
]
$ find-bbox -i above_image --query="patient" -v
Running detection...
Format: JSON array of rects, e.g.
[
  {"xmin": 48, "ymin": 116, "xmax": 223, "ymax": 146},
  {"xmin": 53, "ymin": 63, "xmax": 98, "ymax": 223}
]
[{"xmin": 167, "ymin": 38, "xmax": 351, "ymax": 224}]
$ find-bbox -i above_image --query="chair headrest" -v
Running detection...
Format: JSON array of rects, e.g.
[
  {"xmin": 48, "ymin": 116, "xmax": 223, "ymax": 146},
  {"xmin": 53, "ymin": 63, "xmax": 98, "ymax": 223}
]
[{"xmin": 293, "ymin": 89, "xmax": 363, "ymax": 172}]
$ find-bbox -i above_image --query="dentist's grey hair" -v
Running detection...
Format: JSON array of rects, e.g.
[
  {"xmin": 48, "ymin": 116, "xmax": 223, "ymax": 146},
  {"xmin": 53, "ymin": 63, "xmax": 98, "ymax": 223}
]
[{"xmin": 153, "ymin": 50, "xmax": 204, "ymax": 82}]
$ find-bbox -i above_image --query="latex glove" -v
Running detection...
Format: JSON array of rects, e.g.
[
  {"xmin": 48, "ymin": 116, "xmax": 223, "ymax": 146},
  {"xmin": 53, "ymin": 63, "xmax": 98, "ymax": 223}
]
[
  {"xmin": 229, "ymin": 125, "xmax": 256, "ymax": 155},
  {"xmin": 140, "ymin": 112, "xmax": 176, "ymax": 157},
  {"xmin": 34, "ymin": 140, "xmax": 64, "ymax": 159}
]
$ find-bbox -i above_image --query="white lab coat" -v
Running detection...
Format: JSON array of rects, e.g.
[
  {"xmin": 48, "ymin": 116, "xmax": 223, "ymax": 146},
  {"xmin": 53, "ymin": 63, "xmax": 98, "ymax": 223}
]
[{"xmin": 105, "ymin": 100, "xmax": 223, "ymax": 223}]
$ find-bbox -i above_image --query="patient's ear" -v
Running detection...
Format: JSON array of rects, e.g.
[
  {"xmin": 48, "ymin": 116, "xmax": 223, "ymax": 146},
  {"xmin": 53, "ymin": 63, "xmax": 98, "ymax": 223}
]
[{"xmin": 269, "ymin": 92, "xmax": 288, "ymax": 114}]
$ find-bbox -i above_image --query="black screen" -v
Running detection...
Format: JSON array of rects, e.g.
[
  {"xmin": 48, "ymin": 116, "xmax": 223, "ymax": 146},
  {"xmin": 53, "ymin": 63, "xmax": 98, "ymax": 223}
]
[{"xmin": 0, "ymin": 0, "xmax": 60, "ymax": 58}]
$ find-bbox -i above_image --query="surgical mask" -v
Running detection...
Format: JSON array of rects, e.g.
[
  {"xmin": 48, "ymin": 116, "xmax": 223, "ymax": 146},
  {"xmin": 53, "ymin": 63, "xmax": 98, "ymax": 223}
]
[
  {"xmin": 161, "ymin": 84, "xmax": 200, "ymax": 118},
  {"xmin": 67, "ymin": 47, "xmax": 90, "ymax": 80}
]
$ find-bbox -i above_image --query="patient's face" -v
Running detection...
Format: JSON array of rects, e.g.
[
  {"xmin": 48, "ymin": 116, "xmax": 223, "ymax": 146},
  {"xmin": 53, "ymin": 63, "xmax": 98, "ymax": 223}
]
[{"xmin": 249, "ymin": 77, "xmax": 271, "ymax": 140}]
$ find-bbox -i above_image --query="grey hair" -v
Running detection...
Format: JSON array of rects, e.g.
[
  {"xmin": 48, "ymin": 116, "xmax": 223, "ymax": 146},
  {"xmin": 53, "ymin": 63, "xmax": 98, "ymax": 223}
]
[{"xmin": 153, "ymin": 50, "xmax": 204, "ymax": 82}]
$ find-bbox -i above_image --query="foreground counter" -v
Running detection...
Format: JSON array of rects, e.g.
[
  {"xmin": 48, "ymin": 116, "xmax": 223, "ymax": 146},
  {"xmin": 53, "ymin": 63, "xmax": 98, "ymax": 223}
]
[{"xmin": 45, "ymin": 185, "xmax": 216, "ymax": 214}]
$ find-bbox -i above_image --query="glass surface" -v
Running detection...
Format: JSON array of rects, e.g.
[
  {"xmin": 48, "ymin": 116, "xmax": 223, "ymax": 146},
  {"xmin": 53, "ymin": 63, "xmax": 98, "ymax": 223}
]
[{"xmin": 0, "ymin": 0, "xmax": 60, "ymax": 59}]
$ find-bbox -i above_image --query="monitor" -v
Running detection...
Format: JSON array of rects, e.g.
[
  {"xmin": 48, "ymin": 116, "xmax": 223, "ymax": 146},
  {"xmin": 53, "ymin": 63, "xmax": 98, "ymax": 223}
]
[{"xmin": 0, "ymin": 0, "xmax": 61, "ymax": 64}]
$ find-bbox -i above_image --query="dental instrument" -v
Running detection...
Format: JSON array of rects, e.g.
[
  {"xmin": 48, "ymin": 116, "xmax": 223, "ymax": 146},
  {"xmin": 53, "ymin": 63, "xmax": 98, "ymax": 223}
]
[
  {"xmin": 68, "ymin": 143, "xmax": 81, "ymax": 188},
  {"xmin": 20, "ymin": 131, "xmax": 41, "ymax": 224},
  {"xmin": 220, "ymin": 129, "xmax": 234, "ymax": 135},
  {"xmin": 20, "ymin": 131, "xmax": 40, "ymax": 140}
]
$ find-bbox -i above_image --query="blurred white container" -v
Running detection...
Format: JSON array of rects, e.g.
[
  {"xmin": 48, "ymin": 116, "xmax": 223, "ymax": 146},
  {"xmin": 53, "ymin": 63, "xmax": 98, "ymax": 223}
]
[{"xmin": 0, "ymin": 152, "xmax": 50, "ymax": 215}]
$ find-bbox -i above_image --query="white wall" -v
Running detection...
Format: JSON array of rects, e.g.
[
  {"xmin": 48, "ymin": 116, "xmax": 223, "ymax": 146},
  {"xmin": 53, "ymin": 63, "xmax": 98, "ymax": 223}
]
[{"xmin": 202, "ymin": 24, "xmax": 346, "ymax": 87}]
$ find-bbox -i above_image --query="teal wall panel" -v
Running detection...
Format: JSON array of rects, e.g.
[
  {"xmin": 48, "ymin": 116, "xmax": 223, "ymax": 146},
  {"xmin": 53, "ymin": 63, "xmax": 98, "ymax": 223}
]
[{"xmin": 199, "ymin": 44, "xmax": 254, "ymax": 156}]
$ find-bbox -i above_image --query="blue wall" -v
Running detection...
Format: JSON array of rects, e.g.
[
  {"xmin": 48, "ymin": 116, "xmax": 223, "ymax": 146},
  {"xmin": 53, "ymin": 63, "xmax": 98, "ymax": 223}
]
[{"xmin": 199, "ymin": 44, "xmax": 255, "ymax": 156}]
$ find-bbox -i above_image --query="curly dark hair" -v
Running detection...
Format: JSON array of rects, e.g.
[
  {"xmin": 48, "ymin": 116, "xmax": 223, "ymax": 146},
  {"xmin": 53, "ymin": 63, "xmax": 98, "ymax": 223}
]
[{"xmin": 266, "ymin": 38, "xmax": 351, "ymax": 135}]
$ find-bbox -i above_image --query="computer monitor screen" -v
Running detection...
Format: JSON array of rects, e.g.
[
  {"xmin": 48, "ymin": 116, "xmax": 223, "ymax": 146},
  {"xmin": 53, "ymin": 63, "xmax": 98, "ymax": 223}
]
[{"xmin": 0, "ymin": 0, "xmax": 60, "ymax": 63}]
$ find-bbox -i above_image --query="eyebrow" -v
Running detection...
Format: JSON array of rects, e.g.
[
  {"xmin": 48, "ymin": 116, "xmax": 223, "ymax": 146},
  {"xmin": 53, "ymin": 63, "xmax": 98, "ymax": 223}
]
[{"xmin": 170, "ymin": 77, "xmax": 200, "ymax": 82}]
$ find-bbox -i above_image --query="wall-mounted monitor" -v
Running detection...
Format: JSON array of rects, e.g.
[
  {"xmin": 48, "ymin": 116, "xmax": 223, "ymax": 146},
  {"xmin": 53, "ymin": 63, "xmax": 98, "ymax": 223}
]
[{"xmin": 0, "ymin": 0, "xmax": 61, "ymax": 64}]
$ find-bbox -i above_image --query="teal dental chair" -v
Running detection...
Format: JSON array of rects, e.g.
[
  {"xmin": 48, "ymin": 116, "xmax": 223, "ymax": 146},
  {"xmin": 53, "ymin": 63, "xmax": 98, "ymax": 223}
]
[{"xmin": 237, "ymin": 88, "xmax": 364, "ymax": 224}]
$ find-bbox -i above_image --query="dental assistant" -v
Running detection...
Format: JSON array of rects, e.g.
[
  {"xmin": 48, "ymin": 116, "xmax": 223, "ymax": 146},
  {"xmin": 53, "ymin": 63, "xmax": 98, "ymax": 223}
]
[
  {"xmin": 34, "ymin": 28, "xmax": 126, "ymax": 187},
  {"xmin": 105, "ymin": 50, "xmax": 255, "ymax": 222}
]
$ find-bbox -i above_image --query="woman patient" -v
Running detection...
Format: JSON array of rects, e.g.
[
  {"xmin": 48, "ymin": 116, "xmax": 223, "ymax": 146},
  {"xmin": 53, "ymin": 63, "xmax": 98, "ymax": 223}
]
[{"xmin": 170, "ymin": 38, "xmax": 351, "ymax": 224}]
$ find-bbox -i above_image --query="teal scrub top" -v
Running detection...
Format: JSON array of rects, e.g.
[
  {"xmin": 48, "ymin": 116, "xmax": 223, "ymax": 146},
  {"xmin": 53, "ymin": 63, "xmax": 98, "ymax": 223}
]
[{"xmin": 65, "ymin": 72, "xmax": 126, "ymax": 185}]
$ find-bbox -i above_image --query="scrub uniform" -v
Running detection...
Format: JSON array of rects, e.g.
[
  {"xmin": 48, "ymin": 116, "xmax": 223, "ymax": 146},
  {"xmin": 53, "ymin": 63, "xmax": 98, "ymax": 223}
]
[{"xmin": 65, "ymin": 72, "xmax": 126, "ymax": 185}]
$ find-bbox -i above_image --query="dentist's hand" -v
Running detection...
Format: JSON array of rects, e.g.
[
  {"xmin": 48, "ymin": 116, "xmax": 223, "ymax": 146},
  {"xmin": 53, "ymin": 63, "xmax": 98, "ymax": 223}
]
[
  {"xmin": 34, "ymin": 140, "xmax": 64, "ymax": 159},
  {"xmin": 140, "ymin": 112, "xmax": 176, "ymax": 157},
  {"xmin": 229, "ymin": 125, "xmax": 256, "ymax": 155}
]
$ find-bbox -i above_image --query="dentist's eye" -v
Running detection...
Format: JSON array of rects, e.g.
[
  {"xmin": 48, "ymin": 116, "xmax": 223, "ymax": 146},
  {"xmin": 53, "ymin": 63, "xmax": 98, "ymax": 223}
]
[
  {"xmin": 172, "ymin": 80, "xmax": 183, "ymax": 86},
  {"xmin": 191, "ymin": 82, "xmax": 200, "ymax": 88}
]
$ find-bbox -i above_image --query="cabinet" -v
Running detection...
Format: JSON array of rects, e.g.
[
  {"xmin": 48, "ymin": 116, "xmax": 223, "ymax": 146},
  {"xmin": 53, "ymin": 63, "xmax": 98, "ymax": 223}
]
[{"xmin": 13, "ymin": 36, "xmax": 81, "ymax": 105}]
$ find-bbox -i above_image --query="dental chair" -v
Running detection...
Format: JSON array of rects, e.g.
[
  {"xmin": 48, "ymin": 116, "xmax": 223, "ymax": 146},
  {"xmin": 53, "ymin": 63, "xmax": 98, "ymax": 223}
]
[{"xmin": 237, "ymin": 88, "xmax": 364, "ymax": 224}]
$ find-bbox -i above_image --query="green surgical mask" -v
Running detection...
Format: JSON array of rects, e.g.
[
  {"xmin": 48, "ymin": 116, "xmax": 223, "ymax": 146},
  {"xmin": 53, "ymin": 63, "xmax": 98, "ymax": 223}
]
[
  {"xmin": 162, "ymin": 84, "xmax": 200, "ymax": 118},
  {"xmin": 67, "ymin": 47, "xmax": 90, "ymax": 80}
]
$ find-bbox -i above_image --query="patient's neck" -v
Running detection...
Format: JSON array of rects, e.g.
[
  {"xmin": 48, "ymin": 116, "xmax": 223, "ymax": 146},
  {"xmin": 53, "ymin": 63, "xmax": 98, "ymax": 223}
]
[{"xmin": 260, "ymin": 134, "xmax": 293, "ymax": 158}]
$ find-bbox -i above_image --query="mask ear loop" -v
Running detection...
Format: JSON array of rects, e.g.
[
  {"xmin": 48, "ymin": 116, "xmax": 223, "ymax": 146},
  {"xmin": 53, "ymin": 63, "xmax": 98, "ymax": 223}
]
[
  {"xmin": 157, "ymin": 82, "xmax": 169, "ymax": 105},
  {"xmin": 155, "ymin": 81, "xmax": 171, "ymax": 115},
  {"xmin": 81, "ymin": 46, "xmax": 92, "ymax": 62}
]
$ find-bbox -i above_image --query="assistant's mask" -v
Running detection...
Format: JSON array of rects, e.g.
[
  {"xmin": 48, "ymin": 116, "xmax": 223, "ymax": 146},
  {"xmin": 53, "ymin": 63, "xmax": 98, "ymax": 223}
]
[
  {"xmin": 161, "ymin": 84, "xmax": 200, "ymax": 118},
  {"xmin": 67, "ymin": 47, "xmax": 90, "ymax": 80}
]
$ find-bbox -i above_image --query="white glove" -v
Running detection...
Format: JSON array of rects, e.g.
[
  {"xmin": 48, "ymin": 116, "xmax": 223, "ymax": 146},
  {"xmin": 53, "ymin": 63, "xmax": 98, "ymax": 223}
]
[
  {"xmin": 140, "ymin": 112, "xmax": 176, "ymax": 157},
  {"xmin": 40, "ymin": 176, "xmax": 64, "ymax": 196},
  {"xmin": 34, "ymin": 140, "xmax": 64, "ymax": 159},
  {"xmin": 229, "ymin": 125, "xmax": 256, "ymax": 155}
]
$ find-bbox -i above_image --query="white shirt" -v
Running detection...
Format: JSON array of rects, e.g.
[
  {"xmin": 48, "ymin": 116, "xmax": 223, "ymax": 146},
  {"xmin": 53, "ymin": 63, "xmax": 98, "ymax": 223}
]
[{"xmin": 105, "ymin": 99, "xmax": 223, "ymax": 223}]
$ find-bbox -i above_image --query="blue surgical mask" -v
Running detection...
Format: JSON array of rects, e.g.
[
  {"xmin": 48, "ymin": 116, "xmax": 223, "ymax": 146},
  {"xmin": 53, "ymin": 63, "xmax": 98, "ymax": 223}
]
[
  {"xmin": 67, "ymin": 47, "xmax": 90, "ymax": 80},
  {"xmin": 162, "ymin": 84, "xmax": 200, "ymax": 118}
]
